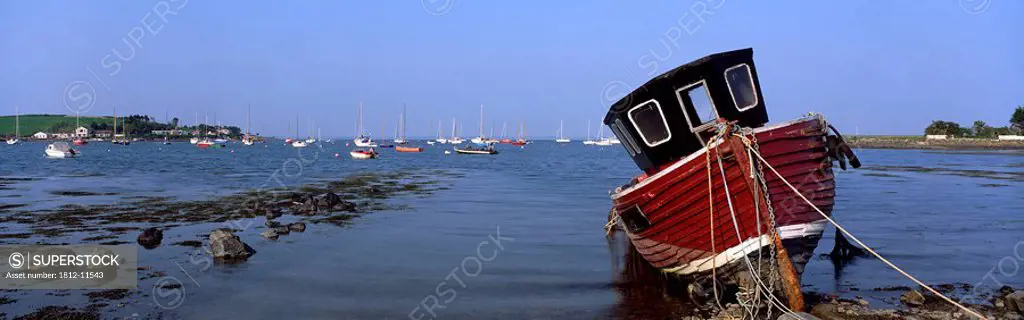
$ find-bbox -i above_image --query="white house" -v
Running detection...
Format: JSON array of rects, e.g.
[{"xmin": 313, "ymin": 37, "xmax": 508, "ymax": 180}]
[
  {"xmin": 75, "ymin": 126, "xmax": 89, "ymax": 137},
  {"xmin": 998, "ymin": 135, "xmax": 1024, "ymax": 141},
  {"xmin": 32, "ymin": 132, "xmax": 49, "ymax": 139},
  {"xmin": 52, "ymin": 133, "xmax": 72, "ymax": 139},
  {"xmin": 925, "ymin": 135, "xmax": 949, "ymax": 140}
]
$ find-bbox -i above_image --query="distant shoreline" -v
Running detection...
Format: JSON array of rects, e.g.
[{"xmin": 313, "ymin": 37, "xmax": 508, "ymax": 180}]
[{"xmin": 848, "ymin": 136, "xmax": 1024, "ymax": 150}]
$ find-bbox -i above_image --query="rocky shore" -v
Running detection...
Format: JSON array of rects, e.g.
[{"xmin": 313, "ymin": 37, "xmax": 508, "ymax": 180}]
[
  {"xmin": 687, "ymin": 285, "xmax": 1024, "ymax": 320},
  {"xmin": 848, "ymin": 136, "xmax": 1024, "ymax": 150},
  {"xmin": 0, "ymin": 170, "xmax": 457, "ymax": 319}
]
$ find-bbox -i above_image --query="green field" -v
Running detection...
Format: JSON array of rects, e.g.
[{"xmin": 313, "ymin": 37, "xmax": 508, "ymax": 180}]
[{"xmin": 0, "ymin": 114, "xmax": 114, "ymax": 136}]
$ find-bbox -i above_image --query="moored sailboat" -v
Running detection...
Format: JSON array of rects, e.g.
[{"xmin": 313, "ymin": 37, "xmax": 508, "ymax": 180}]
[
  {"xmin": 353, "ymin": 103, "xmax": 376, "ymax": 147},
  {"xmin": 555, "ymin": 120, "xmax": 570, "ymax": 143},
  {"xmin": 448, "ymin": 118, "xmax": 464, "ymax": 144},
  {"xmin": 6, "ymin": 106, "xmax": 20, "ymax": 145},
  {"xmin": 470, "ymin": 104, "xmax": 488, "ymax": 145},
  {"xmin": 111, "ymin": 106, "xmax": 130, "ymax": 145},
  {"xmin": 582, "ymin": 119, "xmax": 596, "ymax": 145}
]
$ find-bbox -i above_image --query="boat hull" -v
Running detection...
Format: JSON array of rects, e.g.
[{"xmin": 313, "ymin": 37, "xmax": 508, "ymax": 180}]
[
  {"xmin": 349, "ymin": 151, "xmax": 377, "ymax": 159},
  {"xmin": 454, "ymin": 148, "xmax": 498, "ymax": 155},
  {"xmin": 396, "ymin": 146, "xmax": 423, "ymax": 153},
  {"xmin": 609, "ymin": 116, "xmax": 835, "ymax": 278}
]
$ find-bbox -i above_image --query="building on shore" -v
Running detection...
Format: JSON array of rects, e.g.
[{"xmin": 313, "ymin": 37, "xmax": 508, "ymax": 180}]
[
  {"xmin": 32, "ymin": 132, "xmax": 48, "ymax": 139},
  {"xmin": 925, "ymin": 134, "xmax": 949, "ymax": 140},
  {"xmin": 75, "ymin": 126, "xmax": 90, "ymax": 137}
]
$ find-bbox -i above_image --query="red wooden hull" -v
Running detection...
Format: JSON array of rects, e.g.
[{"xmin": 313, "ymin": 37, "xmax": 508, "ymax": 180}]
[{"xmin": 610, "ymin": 116, "xmax": 834, "ymax": 276}]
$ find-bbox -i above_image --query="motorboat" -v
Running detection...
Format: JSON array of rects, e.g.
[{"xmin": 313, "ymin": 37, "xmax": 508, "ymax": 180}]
[
  {"xmin": 350, "ymin": 148, "xmax": 378, "ymax": 159},
  {"xmin": 45, "ymin": 142, "xmax": 78, "ymax": 158}
]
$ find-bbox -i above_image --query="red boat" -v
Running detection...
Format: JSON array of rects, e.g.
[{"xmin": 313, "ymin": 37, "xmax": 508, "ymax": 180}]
[
  {"xmin": 499, "ymin": 138, "xmax": 513, "ymax": 144},
  {"xmin": 604, "ymin": 49, "xmax": 859, "ymax": 292},
  {"xmin": 72, "ymin": 138, "xmax": 88, "ymax": 146}
]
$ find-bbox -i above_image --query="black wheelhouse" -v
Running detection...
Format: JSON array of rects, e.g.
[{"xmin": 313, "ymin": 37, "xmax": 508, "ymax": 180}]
[{"xmin": 604, "ymin": 48, "xmax": 769, "ymax": 173}]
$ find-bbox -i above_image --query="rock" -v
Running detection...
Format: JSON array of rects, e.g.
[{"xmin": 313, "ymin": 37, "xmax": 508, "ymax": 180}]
[
  {"xmin": 265, "ymin": 220, "xmax": 282, "ymax": 228},
  {"xmin": 336, "ymin": 200, "xmax": 357, "ymax": 212},
  {"xmin": 1001, "ymin": 286, "xmax": 1017, "ymax": 296},
  {"xmin": 1004, "ymin": 312, "xmax": 1024, "ymax": 320},
  {"xmin": 136, "ymin": 227, "xmax": 163, "ymax": 249},
  {"xmin": 856, "ymin": 298, "xmax": 870, "ymax": 307},
  {"xmin": 996, "ymin": 298, "xmax": 1006, "ymax": 310},
  {"xmin": 315, "ymin": 193, "xmax": 341, "ymax": 210},
  {"xmin": 1006, "ymin": 291, "xmax": 1024, "ymax": 313},
  {"xmin": 288, "ymin": 222, "xmax": 306, "ymax": 232},
  {"xmin": 273, "ymin": 226, "xmax": 290, "ymax": 235},
  {"xmin": 259, "ymin": 229, "xmax": 278, "ymax": 240},
  {"xmin": 900, "ymin": 290, "xmax": 925, "ymax": 306},
  {"xmin": 265, "ymin": 208, "xmax": 282, "ymax": 220},
  {"xmin": 208, "ymin": 229, "xmax": 254, "ymax": 261},
  {"xmin": 778, "ymin": 312, "xmax": 820, "ymax": 320}
]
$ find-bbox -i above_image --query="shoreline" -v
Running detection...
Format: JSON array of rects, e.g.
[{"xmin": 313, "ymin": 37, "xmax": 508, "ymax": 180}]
[{"xmin": 847, "ymin": 136, "xmax": 1024, "ymax": 150}]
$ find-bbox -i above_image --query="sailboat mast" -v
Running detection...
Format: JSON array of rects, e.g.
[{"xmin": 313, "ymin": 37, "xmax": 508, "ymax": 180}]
[
  {"xmin": 357, "ymin": 102, "xmax": 363, "ymax": 137},
  {"xmin": 14, "ymin": 106, "xmax": 19, "ymax": 137},
  {"xmin": 587, "ymin": 119, "xmax": 591, "ymax": 140},
  {"xmin": 501, "ymin": 121, "xmax": 507, "ymax": 138},
  {"xmin": 246, "ymin": 104, "xmax": 251, "ymax": 135},
  {"xmin": 113, "ymin": 105, "xmax": 117, "ymax": 138},
  {"xmin": 478, "ymin": 104, "xmax": 484, "ymax": 137}
]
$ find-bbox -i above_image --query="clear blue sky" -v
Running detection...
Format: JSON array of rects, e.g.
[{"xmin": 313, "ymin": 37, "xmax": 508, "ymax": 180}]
[{"xmin": 1, "ymin": 1, "xmax": 1021, "ymax": 137}]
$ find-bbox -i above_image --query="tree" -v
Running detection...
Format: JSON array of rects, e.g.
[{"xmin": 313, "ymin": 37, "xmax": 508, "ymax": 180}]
[
  {"xmin": 925, "ymin": 120, "xmax": 963, "ymax": 136},
  {"xmin": 972, "ymin": 120, "xmax": 992, "ymax": 138},
  {"xmin": 1012, "ymin": 105, "xmax": 1024, "ymax": 131},
  {"xmin": 171, "ymin": 117, "xmax": 179, "ymax": 128}
]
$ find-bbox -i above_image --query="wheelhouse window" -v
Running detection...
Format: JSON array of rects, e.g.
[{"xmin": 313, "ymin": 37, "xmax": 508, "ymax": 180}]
[
  {"xmin": 627, "ymin": 100, "xmax": 672, "ymax": 147},
  {"xmin": 725, "ymin": 64, "xmax": 758, "ymax": 111},
  {"xmin": 676, "ymin": 81, "xmax": 717, "ymax": 131},
  {"xmin": 612, "ymin": 119, "xmax": 642, "ymax": 156}
]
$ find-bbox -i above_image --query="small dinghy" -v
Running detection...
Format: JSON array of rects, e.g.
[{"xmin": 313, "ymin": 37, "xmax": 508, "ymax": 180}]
[
  {"xmin": 350, "ymin": 148, "xmax": 379, "ymax": 159},
  {"xmin": 396, "ymin": 146, "xmax": 423, "ymax": 153},
  {"xmin": 45, "ymin": 142, "xmax": 78, "ymax": 158},
  {"xmin": 454, "ymin": 145, "xmax": 498, "ymax": 155}
]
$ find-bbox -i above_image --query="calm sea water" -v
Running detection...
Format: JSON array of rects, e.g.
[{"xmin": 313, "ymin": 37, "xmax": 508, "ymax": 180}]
[{"xmin": 1, "ymin": 141, "xmax": 1022, "ymax": 319}]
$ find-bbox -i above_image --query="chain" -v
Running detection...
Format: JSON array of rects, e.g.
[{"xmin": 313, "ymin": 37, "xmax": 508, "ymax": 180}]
[{"xmin": 749, "ymin": 132, "xmax": 782, "ymax": 319}]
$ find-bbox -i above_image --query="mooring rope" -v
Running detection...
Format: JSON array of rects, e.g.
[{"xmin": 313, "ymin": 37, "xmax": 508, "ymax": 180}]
[
  {"xmin": 734, "ymin": 134, "xmax": 989, "ymax": 320},
  {"xmin": 713, "ymin": 144, "xmax": 799, "ymax": 319}
]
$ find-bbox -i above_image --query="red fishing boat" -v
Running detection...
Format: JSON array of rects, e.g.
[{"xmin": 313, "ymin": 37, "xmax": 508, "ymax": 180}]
[
  {"xmin": 72, "ymin": 137, "xmax": 88, "ymax": 146},
  {"xmin": 604, "ymin": 49, "xmax": 859, "ymax": 292}
]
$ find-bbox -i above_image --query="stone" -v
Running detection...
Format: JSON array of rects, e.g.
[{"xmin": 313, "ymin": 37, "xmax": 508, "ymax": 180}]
[
  {"xmin": 1006, "ymin": 291, "xmax": 1024, "ymax": 313},
  {"xmin": 259, "ymin": 229, "xmax": 278, "ymax": 240},
  {"xmin": 336, "ymin": 200, "xmax": 357, "ymax": 212},
  {"xmin": 314, "ymin": 193, "xmax": 341, "ymax": 210},
  {"xmin": 778, "ymin": 312, "xmax": 820, "ymax": 320},
  {"xmin": 208, "ymin": 229, "xmax": 254, "ymax": 262},
  {"xmin": 857, "ymin": 298, "xmax": 870, "ymax": 307},
  {"xmin": 288, "ymin": 222, "xmax": 306, "ymax": 232},
  {"xmin": 265, "ymin": 208, "xmax": 282, "ymax": 220},
  {"xmin": 273, "ymin": 226, "xmax": 290, "ymax": 235},
  {"xmin": 900, "ymin": 290, "xmax": 925, "ymax": 306},
  {"xmin": 136, "ymin": 227, "xmax": 163, "ymax": 249},
  {"xmin": 265, "ymin": 220, "xmax": 282, "ymax": 228}
]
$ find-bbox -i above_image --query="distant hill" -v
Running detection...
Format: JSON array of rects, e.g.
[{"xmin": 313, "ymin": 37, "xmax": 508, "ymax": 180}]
[{"xmin": 0, "ymin": 114, "xmax": 114, "ymax": 136}]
